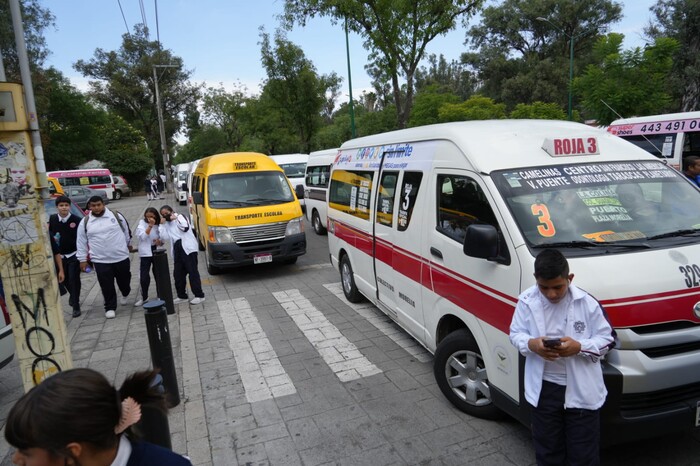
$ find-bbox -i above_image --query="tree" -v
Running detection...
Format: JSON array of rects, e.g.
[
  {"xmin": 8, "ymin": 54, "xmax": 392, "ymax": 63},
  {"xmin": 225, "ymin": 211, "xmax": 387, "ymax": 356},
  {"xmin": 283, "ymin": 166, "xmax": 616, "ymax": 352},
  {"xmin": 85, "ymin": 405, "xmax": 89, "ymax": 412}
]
[
  {"xmin": 282, "ymin": 0, "xmax": 484, "ymax": 129},
  {"xmin": 0, "ymin": 0, "xmax": 54, "ymax": 81},
  {"xmin": 438, "ymin": 95, "xmax": 506, "ymax": 121},
  {"xmin": 97, "ymin": 113, "xmax": 153, "ymax": 183},
  {"xmin": 408, "ymin": 84, "xmax": 461, "ymax": 127},
  {"xmin": 259, "ymin": 29, "xmax": 339, "ymax": 153},
  {"xmin": 646, "ymin": 0, "xmax": 700, "ymax": 111},
  {"xmin": 175, "ymin": 126, "xmax": 230, "ymax": 163},
  {"xmin": 509, "ymin": 101, "xmax": 567, "ymax": 120},
  {"xmin": 200, "ymin": 83, "xmax": 249, "ymax": 152},
  {"xmin": 465, "ymin": 0, "xmax": 622, "ymax": 112},
  {"xmin": 415, "ymin": 54, "xmax": 476, "ymax": 100},
  {"xmin": 574, "ymin": 34, "xmax": 677, "ymax": 124},
  {"xmin": 74, "ymin": 25, "xmax": 199, "ymax": 170}
]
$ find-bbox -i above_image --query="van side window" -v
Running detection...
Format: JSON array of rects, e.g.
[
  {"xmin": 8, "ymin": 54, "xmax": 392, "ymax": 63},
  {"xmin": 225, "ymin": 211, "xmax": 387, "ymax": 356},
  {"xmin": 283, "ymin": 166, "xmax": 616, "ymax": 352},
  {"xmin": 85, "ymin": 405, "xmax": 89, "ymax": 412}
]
[
  {"xmin": 436, "ymin": 175, "xmax": 499, "ymax": 243},
  {"xmin": 376, "ymin": 171, "xmax": 398, "ymax": 226},
  {"xmin": 306, "ymin": 164, "xmax": 331, "ymax": 188},
  {"xmin": 397, "ymin": 172, "xmax": 422, "ymax": 232},
  {"xmin": 329, "ymin": 170, "xmax": 373, "ymax": 221}
]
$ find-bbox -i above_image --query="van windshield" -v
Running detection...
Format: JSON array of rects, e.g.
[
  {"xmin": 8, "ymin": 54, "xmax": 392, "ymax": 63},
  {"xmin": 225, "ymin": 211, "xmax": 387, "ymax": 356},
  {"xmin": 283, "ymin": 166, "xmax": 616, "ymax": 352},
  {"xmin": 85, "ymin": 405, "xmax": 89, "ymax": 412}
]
[
  {"xmin": 207, "ymin": 171, "xmax": 294, "ymax": 207},
  {"xmin": 492, "ymin": 160, "xmax": 700, "ymax": 251},
  {"xmin": 278, "ymin": 163, "xmax": 307, "ymax": 178}
]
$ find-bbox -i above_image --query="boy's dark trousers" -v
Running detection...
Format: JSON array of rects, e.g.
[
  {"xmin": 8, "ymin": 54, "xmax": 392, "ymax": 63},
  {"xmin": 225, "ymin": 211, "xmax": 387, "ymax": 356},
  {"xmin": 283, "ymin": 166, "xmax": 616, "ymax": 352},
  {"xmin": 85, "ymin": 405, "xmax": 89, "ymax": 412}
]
[
  {"xmin": 93, "ymin": 258, "xmax": 131, "ymax": 311},
  {"xmin": 530, "ymin": 380, "xmax": 600, "ymax": 466},
  {"xmin": 62, "ymin": 255, "xmax": 82, "ymax": 312}
]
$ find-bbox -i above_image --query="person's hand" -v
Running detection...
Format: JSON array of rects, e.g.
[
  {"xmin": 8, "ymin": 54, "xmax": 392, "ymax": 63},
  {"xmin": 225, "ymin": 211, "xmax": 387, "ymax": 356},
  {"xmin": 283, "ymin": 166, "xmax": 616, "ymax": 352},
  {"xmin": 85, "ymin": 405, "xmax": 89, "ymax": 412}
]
[
  {"xmin": 79, "ymin": 261, "xmax": 88, "ymax": 272},
  {"xmin": 147, "ymin": 217, "xmax": 156, "ymax": 226},
  {"xmin": 555, "ymin": 336, "xmax": 581, "ymax": 357},
  {"xmin": 170, "ymin": 213, "xmax": 177, "ymax": 221},
  {"xmin": 57, "ymin": 270, "xmax": 65, "ymax": 283},
  {"xmin": 156, "ymin": 239, "xmax": 163, "ymax": 246},
  {"xmin": 160, "ymin": 216, "xmax": 166, "ymax": 224},
  {"xmin": 527, "ymin": 337, "xmax": 561, "ymax": 361}
]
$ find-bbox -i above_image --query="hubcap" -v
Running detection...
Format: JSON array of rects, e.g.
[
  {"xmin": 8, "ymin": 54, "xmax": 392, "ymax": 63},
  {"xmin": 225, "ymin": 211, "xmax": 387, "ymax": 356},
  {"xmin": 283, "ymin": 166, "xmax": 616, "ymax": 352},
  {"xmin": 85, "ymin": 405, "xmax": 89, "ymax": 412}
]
[
  {"xmin": 444, "ymin": 349, "xmax": 491, "ymax": 406},
  {"xmin": 341, "ymin": 261, "xmax": 352, "ymax": 293}
]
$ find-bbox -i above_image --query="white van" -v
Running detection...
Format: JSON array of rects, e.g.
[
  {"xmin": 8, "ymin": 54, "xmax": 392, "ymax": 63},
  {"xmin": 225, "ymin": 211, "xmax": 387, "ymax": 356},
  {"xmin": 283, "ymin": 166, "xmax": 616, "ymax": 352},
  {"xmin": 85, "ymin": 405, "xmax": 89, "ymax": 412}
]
[
  {"xmin": 327, "ymin": 120, "xmax": 700, "ymax": 444},
  {"xmin": 174, "ymin": 163, "xmax": 190, "ymax": 205},
  {"xmin": 186, "ymin": 159, "xmax": 201, "ymax": 224},
  {"xmin": 269, "ymin": 153, "xmax": 309, "ymax": 208},
  {"xmin": 304, "ymin": 148, "xmax": 337, "ymax": 235},
  {"xmin": 608, "ymin": 111, "xmax": 700, "ymax": 170}
]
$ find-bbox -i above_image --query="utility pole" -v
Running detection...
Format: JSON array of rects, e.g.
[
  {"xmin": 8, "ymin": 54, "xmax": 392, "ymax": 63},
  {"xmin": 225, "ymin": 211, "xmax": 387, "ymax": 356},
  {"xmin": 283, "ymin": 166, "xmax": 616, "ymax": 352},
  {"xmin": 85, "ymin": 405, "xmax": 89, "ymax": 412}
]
[
  {"xmin": 345, "ymin": 17, "xmax": 356, "ymax": 138},
  {"xmin": 153, "ymin": 64, "xmax": 177, "ymax": 193}
]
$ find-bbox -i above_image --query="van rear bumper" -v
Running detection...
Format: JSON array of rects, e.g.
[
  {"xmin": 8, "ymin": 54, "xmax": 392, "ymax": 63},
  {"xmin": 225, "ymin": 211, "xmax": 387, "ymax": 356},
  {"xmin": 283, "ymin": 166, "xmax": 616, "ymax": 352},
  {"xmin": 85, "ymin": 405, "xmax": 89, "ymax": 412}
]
[
  {"xmin": 600, "ymin": 363, "xmax": 700, "ymax": 445},
  {"xmin": 207, "ymin": 233, "xmax": 306, "ymax": 267}
]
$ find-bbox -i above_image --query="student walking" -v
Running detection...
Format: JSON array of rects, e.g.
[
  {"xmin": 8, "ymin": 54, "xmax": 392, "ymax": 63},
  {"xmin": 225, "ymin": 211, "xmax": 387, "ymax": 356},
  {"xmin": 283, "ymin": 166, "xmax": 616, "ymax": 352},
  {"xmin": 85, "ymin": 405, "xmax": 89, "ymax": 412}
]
[
  {"xmin": 509, "ymin": 249, "xmax": 615, "ymax": 466},
  {"xmin": 134, "ymin": 207, "xmax": 163, "ymax": 307},
  {"xmin": 5, "ymin": 368, "xmax": 192, "ymax": 465},
  {"xmin": 159, "ymin": 205, "xmax": 205, "ymax": 305},
  {"xmin": 76, "ymin": 196, "xmax": 132, "ymax": 319},
  {"xmin": 48, "ymin": 195, "xmax": 83, "ymax": 317}
]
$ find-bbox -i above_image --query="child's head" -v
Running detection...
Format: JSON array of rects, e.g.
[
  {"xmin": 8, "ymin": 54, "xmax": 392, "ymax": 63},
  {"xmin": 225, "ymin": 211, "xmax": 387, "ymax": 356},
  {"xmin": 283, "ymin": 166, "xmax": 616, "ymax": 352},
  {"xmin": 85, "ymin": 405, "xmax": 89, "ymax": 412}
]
[
  {"xmin": 144, "ymin": 207, "xmax": 161, "ymax": 224},
  {"xmin": 534, "ymin": 249, "xmax": 573, "ymax": 304},
  {"xmin": 5, "ymin": 368, "xmax": 121, "ymax": 463}
]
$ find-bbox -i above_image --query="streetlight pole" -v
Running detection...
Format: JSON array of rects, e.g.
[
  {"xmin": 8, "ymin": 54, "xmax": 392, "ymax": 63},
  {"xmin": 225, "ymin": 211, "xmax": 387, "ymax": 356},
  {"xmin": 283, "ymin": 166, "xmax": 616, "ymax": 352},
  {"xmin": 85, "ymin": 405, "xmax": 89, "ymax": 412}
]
[
  {"xmin": 153, "ymin": 64, "xmax": 177, "ymax": 193},
  {"xmin": 537, "ymin": 17, "xmax": 575, "ymax": 121}
]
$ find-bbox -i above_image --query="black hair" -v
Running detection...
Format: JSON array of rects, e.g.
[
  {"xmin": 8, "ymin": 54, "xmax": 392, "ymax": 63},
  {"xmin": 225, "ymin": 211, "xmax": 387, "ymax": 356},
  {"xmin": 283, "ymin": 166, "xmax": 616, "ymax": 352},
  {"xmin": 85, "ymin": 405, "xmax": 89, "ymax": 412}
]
[
  {"xmin": 87, "ymin": 195, "xmax": 104, "ymax": 206},
  {"xmin": 534, "ymin": 249, "xmax": 569, "ymax": 280},
  {"xmin": 144, "ymin": 207, "xmax": 161, "ymax": 224},
  {"xmin": 160, "ymin": 204, "xmax": 173, "ymax": 214},
  {"xmin": 55, "ymin": 195, "xmax": 71, "ymax": 206},
  {"xmin": 5, "ymin": 368, "xmax": 165, "ymax": 461}
]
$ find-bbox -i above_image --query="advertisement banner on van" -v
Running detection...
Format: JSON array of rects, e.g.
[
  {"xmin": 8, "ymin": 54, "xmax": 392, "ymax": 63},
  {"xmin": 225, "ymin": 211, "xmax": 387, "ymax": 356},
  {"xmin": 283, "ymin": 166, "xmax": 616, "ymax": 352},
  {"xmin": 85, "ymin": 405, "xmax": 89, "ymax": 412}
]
[
  {"xmin": 335, "ymin": 142, "xmax": 435, "ymax": 171},
  {"xmin": 608, "ymin": 117, "xmax": 700, "ymax": 136}
]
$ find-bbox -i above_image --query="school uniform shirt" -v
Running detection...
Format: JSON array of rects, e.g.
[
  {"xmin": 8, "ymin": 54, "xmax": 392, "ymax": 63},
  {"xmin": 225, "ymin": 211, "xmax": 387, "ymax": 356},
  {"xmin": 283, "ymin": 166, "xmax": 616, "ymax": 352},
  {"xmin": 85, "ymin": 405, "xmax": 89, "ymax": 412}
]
[
  {"xmin": 49, "ymin": 213, "xmax": 82, "ymax": 258},
  {"xmin": 76, "ymin": 208, "xmax": 130, "ymax": 264},
  {"xmin": 112, "ymin": 435, "xmax": 192, "ymax": 466},
  {"xmin": 135, "ymin": 219, "xmax": 160, "ymax": 257},
  {"xmin": 159, "ymin": 213, "xmax": 199, "ymax": 256},
  {"xmin": 509, "ymin": 284, "xmax": 615, "ymax": 411}
]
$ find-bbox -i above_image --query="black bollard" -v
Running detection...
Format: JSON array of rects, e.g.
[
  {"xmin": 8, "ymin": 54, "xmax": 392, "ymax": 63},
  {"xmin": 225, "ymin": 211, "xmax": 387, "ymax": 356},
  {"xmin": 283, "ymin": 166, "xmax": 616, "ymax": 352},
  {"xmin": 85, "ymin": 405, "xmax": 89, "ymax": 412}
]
[
  {"xmin": 152, "ymin": 248, "xmax": 175, "ymax": 315},
  {"xmin": 143, "ymin": 299, "xmax": 180, "ymax": 407},
  {"xmin": 137, "ymin": 373, "xmax": 172, "ymax": 450}
]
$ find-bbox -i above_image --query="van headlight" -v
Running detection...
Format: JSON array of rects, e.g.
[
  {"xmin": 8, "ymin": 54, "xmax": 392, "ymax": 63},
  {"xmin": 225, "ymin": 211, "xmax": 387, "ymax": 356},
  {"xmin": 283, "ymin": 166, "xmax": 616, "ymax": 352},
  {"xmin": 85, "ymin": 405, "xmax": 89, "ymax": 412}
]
[
  {"xmin": 285, "ymin": 216, "xmax": 305, "ymax": 236},
  {"xmin": 208, "ymin": 226, "xmax": 233, "ymax": 243}
]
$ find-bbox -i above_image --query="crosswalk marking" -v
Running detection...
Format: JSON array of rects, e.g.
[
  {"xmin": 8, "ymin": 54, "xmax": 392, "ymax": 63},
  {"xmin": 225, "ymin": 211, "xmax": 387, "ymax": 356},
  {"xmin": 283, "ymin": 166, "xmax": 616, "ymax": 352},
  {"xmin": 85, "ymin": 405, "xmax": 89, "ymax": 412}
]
[
  {"xmin": 324, "ymin": 283, "xmax": 432, "ymax": 363},
  {"xmin": 273, "ymin": 289, "xmax": 382, "ymax": 382},
  {"xmin": 218, "ymin": 298, "xmax": 296, "ymax": 403}
]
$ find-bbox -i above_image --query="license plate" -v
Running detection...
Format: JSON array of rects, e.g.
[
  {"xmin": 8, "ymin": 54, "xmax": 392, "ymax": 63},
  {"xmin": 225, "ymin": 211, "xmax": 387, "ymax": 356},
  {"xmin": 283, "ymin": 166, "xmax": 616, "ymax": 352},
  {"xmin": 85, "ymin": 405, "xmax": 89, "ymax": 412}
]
[
  {"xmin": 253, "ymin": 254, "xmax": 272, "ymax": 265},
  {"xmin": 696, "ymin": 401, "xmax": 700, "ymax": 427}
]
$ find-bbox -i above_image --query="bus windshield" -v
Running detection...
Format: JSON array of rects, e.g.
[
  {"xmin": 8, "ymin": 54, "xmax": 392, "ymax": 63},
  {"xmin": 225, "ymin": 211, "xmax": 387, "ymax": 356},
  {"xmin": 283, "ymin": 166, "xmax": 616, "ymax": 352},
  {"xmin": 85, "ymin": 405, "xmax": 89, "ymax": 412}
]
[
  {"xmin": 207, "ymin": 171, "xmax": 294, "ymax": 207},
  {"xmin": 492, "ymin": 160, "xmax": 700, "ymax": 251}
]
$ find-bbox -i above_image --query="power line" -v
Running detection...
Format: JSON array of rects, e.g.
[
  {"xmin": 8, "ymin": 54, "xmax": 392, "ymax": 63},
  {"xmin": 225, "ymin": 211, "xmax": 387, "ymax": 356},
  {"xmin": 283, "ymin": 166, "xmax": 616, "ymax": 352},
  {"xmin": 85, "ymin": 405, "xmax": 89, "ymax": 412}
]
[
  {"xmin": 116, "ymin": 0, "xmax": 130, "ymax": 36},
  {"xmin": 154, "ymin": 0, "xmax": 161, "ymax": 46},
  {"xmin": 138, "ymin": 0, "xmax": 148, "ymax": 33}
]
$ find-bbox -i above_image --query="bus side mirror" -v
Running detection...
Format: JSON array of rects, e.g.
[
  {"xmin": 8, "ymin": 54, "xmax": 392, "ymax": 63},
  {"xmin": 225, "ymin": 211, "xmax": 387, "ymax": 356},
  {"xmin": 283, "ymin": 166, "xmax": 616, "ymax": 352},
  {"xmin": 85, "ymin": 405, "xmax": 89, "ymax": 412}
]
[
  {"xmin": 192, "ymin": 191, "xmax": 203, "ymax": 205},
  {"xmin": 463, "ymin": 224, "xmax": 509, "ymax": 265}
]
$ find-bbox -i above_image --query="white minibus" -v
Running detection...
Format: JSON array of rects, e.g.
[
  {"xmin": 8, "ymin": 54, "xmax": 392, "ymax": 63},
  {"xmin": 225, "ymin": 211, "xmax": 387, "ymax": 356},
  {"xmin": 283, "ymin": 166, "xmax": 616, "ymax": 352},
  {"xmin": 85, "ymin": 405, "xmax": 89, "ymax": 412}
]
[
  {"xmin": 269, "ymin": 153, "xmax": 309, "ymax": 208},
  {"xmin": 304, "ymin": 148, "xmax": 337, "ymax": 235},
  {"xmin": 174, "ymin": 162, "xmax": 190, "ymax": 205},
  {"xmin": 328, "ymin": 120, "xmax": 700, "ymax": 444},
  {"xmin": 48, "ymin": 168, "xmax": 115, "ymax": 200},
  {"xmin": 608, "ymin": 111, "xmax": 700, "ymax": 170}
]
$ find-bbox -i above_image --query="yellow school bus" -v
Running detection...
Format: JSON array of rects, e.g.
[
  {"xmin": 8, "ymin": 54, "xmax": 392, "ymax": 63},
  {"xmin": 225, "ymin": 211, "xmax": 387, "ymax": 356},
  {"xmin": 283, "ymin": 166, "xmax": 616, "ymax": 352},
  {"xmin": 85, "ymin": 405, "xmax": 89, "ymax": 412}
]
[{"xmin": 190, "ymin": 152, "xmax": 306, "ymax": 274}]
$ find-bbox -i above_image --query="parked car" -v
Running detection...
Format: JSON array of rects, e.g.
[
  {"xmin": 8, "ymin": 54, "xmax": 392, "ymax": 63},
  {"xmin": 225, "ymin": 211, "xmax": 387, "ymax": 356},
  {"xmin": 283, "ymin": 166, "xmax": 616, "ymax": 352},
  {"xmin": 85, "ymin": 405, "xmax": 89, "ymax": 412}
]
[
  {"xmin": 64, "ymin": 186, "xmax": 109, "ymax": 210},
  {"xmin": 112, "ymin": 175, "xmax": 131, "ymax": 200},
  {"xmin": 0, "ymin": 276, "xmax": 13, "ymax": 370}
]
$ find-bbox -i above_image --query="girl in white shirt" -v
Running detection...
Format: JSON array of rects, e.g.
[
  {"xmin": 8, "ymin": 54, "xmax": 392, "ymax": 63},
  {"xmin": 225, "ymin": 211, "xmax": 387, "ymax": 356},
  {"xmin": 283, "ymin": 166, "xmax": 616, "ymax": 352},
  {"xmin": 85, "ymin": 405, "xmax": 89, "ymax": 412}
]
[{"xmin": 134, "ymin": 207, "xmax": 163, "ymax": 306}]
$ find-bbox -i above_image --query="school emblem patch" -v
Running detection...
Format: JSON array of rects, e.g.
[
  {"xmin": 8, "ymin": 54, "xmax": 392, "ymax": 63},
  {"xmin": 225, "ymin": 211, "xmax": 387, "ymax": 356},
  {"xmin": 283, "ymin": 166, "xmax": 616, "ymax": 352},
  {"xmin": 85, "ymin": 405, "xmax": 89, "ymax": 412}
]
[{"xmin": 573, "ymin": 321, "xmax": 586, "ymax": 333}]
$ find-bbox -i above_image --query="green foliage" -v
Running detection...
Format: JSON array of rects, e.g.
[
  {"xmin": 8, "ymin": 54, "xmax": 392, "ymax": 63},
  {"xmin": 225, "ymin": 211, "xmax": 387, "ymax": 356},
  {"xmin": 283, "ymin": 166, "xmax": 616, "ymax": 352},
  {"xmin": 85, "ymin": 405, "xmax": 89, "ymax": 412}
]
[
  {"xmin": 282, "ymin": 0, "xmax": 484, "ymax": 128},
  {"xmin": 438, "ymin": 95, "xmax": 507, "ymax": 122},
  {"xmin": 175, "ymin": 126, "xmax": 230, "ymax": 163},
  {"xmin": 74, "ymin": 25, "xmax": 199, "ymax": 170},
  {"xmin": 200, "ymin": 83, "xmax": 249, "ymax": 151},
  {"xmin": 408, "ymin": 84, "xmax": 461, "ymax": 127},
  {"xmin": 415, "ymin": 54, "xmax": 476, "ymax": 100},
  {"xmin": 509, "ymin": 101, "xmax": 567, "ymax": 119},
  {"xmin": 574, "ymin": 35, "xmax": 678, "ymax": 124},
  {"xmin": 0, "ymin": 0, "xmax": 54, "ymax": 80},
  {"xmin": 646, "ymin": 0, "xmax": 700, "ymax": 111},
  {"xmin": 97, "ymin": 113, "xmax": 153, "ymax": 184}
]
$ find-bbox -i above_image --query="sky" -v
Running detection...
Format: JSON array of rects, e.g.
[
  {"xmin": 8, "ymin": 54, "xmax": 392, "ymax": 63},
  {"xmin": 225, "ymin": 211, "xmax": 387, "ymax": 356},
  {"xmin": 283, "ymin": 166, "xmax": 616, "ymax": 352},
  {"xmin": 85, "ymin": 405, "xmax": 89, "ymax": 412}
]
[{"xmin": 41, "ymin": 0, "xmax": 658, "ymax": 100}]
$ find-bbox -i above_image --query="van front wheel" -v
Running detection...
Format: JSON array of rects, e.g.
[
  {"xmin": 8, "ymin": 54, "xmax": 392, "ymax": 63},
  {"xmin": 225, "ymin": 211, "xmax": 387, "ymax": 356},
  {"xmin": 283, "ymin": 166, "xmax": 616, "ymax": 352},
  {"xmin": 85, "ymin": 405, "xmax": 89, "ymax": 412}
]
[
  {"xmin": 433, "ymin": 329, "xmax": 503, "ymax": 420},
  {"xmin": 312, "ymin": 210, "xmax": 327, "ymax": 235},
  {"xmin": 205, "ymin": 248, "xmax": 221, "ymax": 275},
  {"xmin": 340, "ymin": 255, "xmax": 363, "ymax": 303}
]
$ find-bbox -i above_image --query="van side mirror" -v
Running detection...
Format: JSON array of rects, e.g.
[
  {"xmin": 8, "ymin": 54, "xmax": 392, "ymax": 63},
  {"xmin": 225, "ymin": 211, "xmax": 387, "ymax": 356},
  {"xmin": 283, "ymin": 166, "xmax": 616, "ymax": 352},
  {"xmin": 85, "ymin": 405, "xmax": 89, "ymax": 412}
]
[
  {"xmin": 463, "ymin": 224, "xmax": 510, "ymax": 265},
  {"xmin": 192, "ymin": 191, "xmax": 203, "ymax": 205},
  {"xmin": 295, "ymin": 184, "xmax": 304, "ymax": 199},
  {"xmin": 180, "ymin": 182, "xmax": 187, "ymax": 191}
]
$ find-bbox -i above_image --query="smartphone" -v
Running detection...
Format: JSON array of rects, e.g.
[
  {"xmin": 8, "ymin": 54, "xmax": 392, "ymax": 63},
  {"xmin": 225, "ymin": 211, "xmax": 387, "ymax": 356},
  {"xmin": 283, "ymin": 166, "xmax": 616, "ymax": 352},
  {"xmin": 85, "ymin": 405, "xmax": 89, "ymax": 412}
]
[{"xmin": 543, "ymin": 338, "xmax": 562, "ymax": 348}]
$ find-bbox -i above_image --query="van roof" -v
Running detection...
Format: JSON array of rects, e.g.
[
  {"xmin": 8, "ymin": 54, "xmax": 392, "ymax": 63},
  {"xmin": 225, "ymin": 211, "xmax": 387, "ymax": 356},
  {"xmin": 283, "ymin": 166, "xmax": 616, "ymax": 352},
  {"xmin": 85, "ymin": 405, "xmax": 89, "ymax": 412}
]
[
  {"xmin": 308, "ymin": 148, "xmax": 338, "ymax": 166},
  {"xmin": 610, "ymin": 111, "xmax": 700, "ymax": 126},
  {"xmin": 339, "ymin": 120, "xmax": 656, "ymax": 174},
  {"xmin": 269, "ymin": 153, "xmax": 309, "ymax": 164},
  {"xmin": 196, "ymin": 152, "xmax": 282, "ymax": 174}
]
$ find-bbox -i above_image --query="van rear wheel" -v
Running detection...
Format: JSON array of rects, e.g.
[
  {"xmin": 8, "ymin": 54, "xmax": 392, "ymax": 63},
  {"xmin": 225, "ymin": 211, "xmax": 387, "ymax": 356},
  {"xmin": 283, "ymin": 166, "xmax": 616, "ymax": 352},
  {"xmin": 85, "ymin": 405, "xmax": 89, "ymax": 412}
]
[
  {"xmin": 433, "ymin": 329, "xmax": 503, "ymax": 420},
  {"xmin": 312, "ymin": 210, "xmax": 327, "ymax": 235},
  {"xmin": 340, "ymin": 255, "xmax": 363, "ymax": 303}
]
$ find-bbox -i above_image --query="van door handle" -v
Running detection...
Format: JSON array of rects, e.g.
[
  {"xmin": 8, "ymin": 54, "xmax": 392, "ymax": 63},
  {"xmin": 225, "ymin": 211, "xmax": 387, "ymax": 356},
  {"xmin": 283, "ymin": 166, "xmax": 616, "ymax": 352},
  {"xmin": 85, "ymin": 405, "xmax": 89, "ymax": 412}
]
[{"xmin": 430, "ymin": 247, "xmax": 443, "ymax": 259}]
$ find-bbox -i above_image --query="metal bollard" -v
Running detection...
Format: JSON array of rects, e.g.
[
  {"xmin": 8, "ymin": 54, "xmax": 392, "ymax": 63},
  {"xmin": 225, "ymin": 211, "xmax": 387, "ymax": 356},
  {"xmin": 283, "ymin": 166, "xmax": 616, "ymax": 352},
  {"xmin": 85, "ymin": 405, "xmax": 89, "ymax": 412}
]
[
  {"xmin": 152, "ymin": 248, "xmax": 175, "ymax": 315},
  {"xmin": 143, "ymin": 299, "xmax": 180, "ymax": 407},
  {"xmin": 137, "ymin": 373, "xmax": 172, "ymax": 450}
]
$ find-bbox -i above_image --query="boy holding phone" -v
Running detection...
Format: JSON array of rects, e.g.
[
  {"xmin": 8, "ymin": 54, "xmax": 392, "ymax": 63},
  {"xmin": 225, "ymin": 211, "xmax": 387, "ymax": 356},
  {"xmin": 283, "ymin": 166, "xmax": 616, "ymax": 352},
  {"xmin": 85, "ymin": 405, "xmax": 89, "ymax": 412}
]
[{"xmin": 510, "ymin": 249, "xmax": 615, "ymax": 466}]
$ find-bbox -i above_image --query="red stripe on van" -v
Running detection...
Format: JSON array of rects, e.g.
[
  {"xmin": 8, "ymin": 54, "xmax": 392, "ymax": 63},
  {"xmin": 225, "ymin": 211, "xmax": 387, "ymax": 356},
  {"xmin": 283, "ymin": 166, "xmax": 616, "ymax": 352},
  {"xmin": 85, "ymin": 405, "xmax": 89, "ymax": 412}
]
[{"xmin": 332, "ymin": 220, "xmax": 700, "ymax": 330}]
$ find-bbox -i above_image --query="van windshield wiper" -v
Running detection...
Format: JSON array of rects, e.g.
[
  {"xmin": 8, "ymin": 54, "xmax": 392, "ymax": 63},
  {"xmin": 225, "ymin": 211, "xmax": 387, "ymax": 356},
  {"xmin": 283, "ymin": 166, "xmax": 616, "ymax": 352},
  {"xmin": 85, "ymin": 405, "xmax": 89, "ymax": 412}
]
[
  {"xmin": 209, "ymin": 199, "xmax": 252, "ymax": 206},
  {"xmin": 647, "ymin": 229, "xmax": 700, "ymax": 240},
  {"xmin": 532, "ymin": 240, "xmax": 649, "ymax": 249}
]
